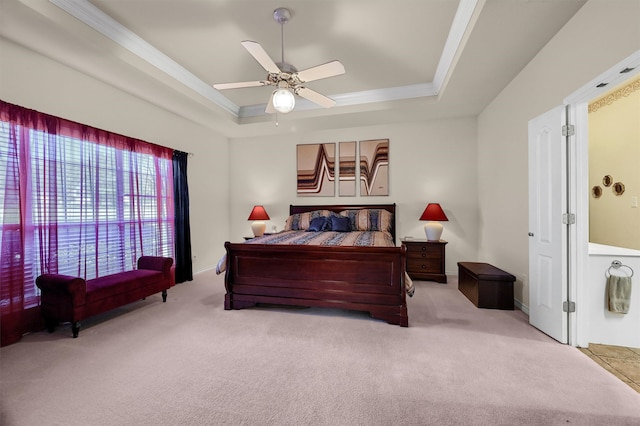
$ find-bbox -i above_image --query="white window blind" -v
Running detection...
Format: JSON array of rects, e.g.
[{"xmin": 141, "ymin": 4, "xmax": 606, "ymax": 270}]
[{"xmin": 0, "ymin": 119, "xmax": 174, "ymax": 308}]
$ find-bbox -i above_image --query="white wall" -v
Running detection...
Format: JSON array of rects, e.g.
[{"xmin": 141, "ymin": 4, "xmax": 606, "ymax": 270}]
[
  {"xmin": 0, "ymin": 38, "xmax": 230, "ymax": 274},
  {"xmin": 228, "ymin": 118, "xmax": 480, "ymax": 276},
  {"xmin": 477, "ymin": 0, "xmax": 640, "ymax": 309}
]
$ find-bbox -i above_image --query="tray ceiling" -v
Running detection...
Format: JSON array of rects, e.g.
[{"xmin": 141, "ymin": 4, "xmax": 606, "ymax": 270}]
[{"xmin": 1, "ymin": 0, "xmax": 586, "ymax": 137}]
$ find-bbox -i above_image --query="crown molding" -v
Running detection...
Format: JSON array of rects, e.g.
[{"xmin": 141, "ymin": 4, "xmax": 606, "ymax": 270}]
[
  {"xmin": 49, "ymin": 0, "xmax": 239, "ymax": 116},
  {"xmin": 239, "ymin": 83, "xmax": 438, "ymax": 118},
  {"xmin": 50, "ymin": 0, "xmax": 479, "ymax": 120}
]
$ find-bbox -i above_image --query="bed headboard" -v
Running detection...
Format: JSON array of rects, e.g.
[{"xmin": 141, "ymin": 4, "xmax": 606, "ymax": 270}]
[{"xmin": 289, "ymin": 203, "xmax": 397, "ymax": 244}]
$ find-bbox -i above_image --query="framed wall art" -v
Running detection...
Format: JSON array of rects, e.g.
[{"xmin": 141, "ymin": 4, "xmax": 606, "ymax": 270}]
[
  {"xmin": 359, "ymin": 139, "xmax": 389, "ymax": 196},
  {"xmin": 338, "ymin": 141, "xmax": 356, "ymax": 196},
  {"xmin": 296, "ymin": 143, "xmax": 335, "ymax": 197}
]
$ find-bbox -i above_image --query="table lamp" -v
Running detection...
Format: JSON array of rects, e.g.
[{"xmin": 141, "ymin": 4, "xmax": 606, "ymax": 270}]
[
  {"xmin": 248, "ymin": 205, "xmax": 270, "ymax": 237},
  {"xmin": 419, "ymin": 203, "xmax": 448, "ymax": 241}
]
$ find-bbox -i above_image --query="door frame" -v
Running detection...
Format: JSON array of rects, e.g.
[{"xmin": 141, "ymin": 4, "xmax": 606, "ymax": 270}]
[{"xmin": 563, "ymin": 50, "xmax": 640, "ymax": 346}]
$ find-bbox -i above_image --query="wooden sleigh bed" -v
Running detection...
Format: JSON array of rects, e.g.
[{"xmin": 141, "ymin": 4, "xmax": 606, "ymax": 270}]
[{"xmin": 222, "ymin": 204, "xmax": 409, "ymax": 326}]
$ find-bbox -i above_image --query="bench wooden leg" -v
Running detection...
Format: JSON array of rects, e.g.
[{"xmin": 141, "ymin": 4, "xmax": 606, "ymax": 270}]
[
  {"xmin": 45, "ymin": 318, "xmax": 57, "ymax": 333},
  {"xmin": 72, "ymin": 322, "xmax": 80, "ymax": 338},
  {"xmin": 162, "ymin": 290, "xmax": 167, "ymax": 302}
]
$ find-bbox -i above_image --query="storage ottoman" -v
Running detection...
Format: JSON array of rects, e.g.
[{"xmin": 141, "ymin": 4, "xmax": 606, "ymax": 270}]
[{"xmin": 457, "ymin": 262, "xmax": 515, "ymax": 310}]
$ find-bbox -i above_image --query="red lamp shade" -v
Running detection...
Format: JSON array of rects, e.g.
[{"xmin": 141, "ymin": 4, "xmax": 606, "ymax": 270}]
[
  {"xmin": 419, "ymin": 203, "xmax": 448, "ymax": 222},
  {"xmin": 247, "ymin": 205, "xmax": 270, "ymax": 221}
]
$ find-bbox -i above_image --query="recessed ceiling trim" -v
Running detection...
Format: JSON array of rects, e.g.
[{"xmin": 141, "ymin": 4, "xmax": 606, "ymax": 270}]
[
  {"xmin": 240, "ymin": 83, "xmax": 438, "ymax": 118},
  {"xmin": 49, "ymin": 0, "xmax": 240, "ymax": 116},
  {"xmin": 334, "ymin": 82, "xmax": 439, "ymax": 104},
  {"xmin": 50, "ymin": 0, "xmax": 479, "ymax": 121},
  {"xmin": 433, "ymin": 0, "xmax": 479, "ymax": 91}
]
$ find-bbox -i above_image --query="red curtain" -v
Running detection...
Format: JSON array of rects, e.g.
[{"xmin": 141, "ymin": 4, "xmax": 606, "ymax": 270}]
[{"xmin": 0, "ymin": 101, "xmax": 175, "ymax": 346}]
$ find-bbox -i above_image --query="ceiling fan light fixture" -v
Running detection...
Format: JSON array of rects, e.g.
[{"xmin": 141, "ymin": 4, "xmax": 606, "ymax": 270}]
[
  {"xmin": 272, "ymin": 87, "xmax": 295, "ymax": 113},
  {"xmin": 213, "ymin": 6, "xmax": 344, "ymax": 115}
]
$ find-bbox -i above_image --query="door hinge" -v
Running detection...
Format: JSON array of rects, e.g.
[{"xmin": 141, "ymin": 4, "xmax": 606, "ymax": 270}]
[
  {"xmin": 562, "ymin": 124, "xmax": 575, "ymax": 137},
  {"xmin": 562, "ymin": 213, "xmax": 576, "ymax": 225},
  {"xmin": 563, "ymin": 301, "xmax": 576, "ymax": 313}
]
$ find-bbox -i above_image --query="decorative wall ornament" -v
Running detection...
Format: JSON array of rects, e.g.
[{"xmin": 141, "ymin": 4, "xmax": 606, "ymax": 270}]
[
  {"xmin": 588, "ymin": 78, "xmax": 640, "ymax": 113},
  {"xmin": 591, "ymin": 176, "xmax": 626, "ymax": 198},
  {"xmin": 592, "ymin": 186, "xmax": 603, "ymax": 198},
  {"xmin": 296, "ymin": 143, "xmax": 335, "ymax": 196},
  {"xmin": 613, "ymin": 182, "xmax": 625, "ymax": 196},
  {"xmin": 338, "ymin": 141, "xmax": 356, "ymax": 196},
  {"xmin": 359, "ymin": 139, "xmax": 389, "ymax": 196}
]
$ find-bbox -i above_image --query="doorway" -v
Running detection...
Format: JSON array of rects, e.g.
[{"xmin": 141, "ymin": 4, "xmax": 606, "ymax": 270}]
[{"xmin": 529, "ymin": 50, "xmax": 640, "ymax": 346}]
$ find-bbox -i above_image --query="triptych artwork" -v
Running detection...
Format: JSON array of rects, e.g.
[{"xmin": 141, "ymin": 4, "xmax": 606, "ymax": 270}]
[
  {"xmin": 296, "ymin": 139, "xmax": 389, "ymax": 197},
  {"xmin": 296, "ymin": 143, "xmax": 336, "ymax": 196}
]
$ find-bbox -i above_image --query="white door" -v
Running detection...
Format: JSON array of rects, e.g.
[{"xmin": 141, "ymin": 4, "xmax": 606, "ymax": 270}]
[{"xmin": 528, "ymin": 105, "xmax": 568, "ymax": 343}]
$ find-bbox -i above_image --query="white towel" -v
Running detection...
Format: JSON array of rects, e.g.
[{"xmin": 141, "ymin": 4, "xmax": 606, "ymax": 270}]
[{"xmin": 607, "ymin": 275, "xmax": 632, "ymax": 314}]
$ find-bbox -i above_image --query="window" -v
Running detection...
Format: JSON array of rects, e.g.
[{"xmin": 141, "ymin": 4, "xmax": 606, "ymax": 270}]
[{"xmin": 0, "ymin": 101, "xmax": 174, "ymax": 344}]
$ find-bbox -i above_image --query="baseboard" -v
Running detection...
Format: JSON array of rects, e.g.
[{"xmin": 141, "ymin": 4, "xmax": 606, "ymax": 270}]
[
  {"xmin": 194, "ymin": 265, "xmax": 216, "ymax": 275},
  {"xmin": 514, "ymin": 298, "xmax": 529, "ymax": 315}
]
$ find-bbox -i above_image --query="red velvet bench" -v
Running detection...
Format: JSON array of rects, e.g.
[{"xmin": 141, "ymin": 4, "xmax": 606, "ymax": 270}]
[
  {"xmin": 457, "ymin": 262, "xmax": 515, "ymax": 310},
  {"xmin": 36, "ymin": 256, "xmax": 174, "ymax": 338}
]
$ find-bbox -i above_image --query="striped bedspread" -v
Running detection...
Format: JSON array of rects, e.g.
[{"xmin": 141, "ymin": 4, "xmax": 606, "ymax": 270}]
[
  {"xmin": 245, "ymin": 230, "xmax": 395, "ymax": 247},
  {"xmin": 217, "ymin": 230, "xmax": 414, "ymax": 296}
]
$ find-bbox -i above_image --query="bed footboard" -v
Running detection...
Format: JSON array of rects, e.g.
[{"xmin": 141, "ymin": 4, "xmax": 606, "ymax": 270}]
[{"xmin": 223, "ymin": 242, "xmax": 408, "ymax": 326}]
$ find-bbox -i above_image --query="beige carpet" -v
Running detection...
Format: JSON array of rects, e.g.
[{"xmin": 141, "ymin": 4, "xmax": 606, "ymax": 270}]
[{"xmin": 2, "ymin": 270, "xmax": 640, "ymax": 425}]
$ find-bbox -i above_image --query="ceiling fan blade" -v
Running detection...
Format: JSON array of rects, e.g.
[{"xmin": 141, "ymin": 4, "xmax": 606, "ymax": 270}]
[
  {"xmin": 296, "ymin": 87, "xmax": 336, "ymax": 108},
  {"xmin": 265, "ymin": 92, "xmax": 276, "ymax": 114},
  {"xmin": 296, "ymin": 61, "xmax": 345, "ymax": 83},
  {"xmin": 241, "ymin": 40, "xmax": 281, "ymax": 74},
  {"xmin": 213, "ymin": 81, "xmax": 268, "ymax": 90}
]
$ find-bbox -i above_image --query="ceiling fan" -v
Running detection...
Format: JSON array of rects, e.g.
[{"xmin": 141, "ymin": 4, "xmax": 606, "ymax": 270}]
[{"xmin": 213, "ymin": 7, "xmax": 345, "ymax": 114}]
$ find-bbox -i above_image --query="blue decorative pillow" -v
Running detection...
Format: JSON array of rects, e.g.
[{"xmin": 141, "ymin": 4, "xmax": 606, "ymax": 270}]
[
  {"xmin": 307, "ymin": 216, "xmax": 328, "ymax": 232},
  {"xmin": 330, "ymin": 215, "xmax": 351, "ymax": 232}
]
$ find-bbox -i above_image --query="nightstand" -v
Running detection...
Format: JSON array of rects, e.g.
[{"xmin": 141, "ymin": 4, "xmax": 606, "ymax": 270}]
[
  {"xmin": 401, "ymin": 239, "xmax": 447, "ymax": 283},
  {"xmin": 244, "ymin": 233, "xmax": 272, "ymax": 241}
]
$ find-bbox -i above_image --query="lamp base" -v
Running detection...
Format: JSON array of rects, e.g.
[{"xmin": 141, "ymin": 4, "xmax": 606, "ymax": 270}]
[
  {"xmin": 424, "ymin": 222, "xmax": 443, "ymax": 241},
  {"xmin": 251, "ymin": 221, "xmax": 266, "ymax": 237}
]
